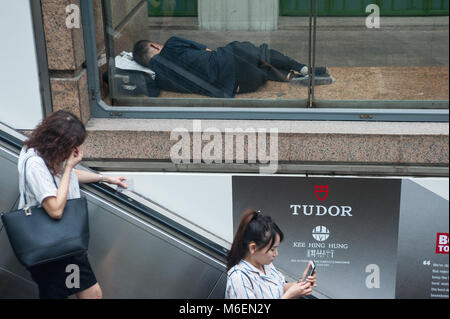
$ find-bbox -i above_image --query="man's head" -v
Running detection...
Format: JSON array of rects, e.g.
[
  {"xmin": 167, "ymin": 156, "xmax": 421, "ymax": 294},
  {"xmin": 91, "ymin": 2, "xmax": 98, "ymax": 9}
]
[{"xmin": 133, "ymin": 40, "xmax": 163, "ymax": 66}]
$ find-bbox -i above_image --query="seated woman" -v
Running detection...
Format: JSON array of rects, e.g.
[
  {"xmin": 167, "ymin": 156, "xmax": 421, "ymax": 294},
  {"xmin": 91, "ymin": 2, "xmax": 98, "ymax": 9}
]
[{"xmin": 225, "ymin": 209, "xmax": 317, "ymax": 299}]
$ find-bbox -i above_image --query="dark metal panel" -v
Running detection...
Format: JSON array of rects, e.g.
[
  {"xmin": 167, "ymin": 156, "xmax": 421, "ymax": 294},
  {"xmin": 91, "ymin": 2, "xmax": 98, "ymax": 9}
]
[
  {"xmin": 280, "ymin": 0, "xmax": 449, "ymax": 16},
  {"xmin": 148, "ymin": 0, "xmax": 198, "ymax": 17},
  {"xmin": 0, "ymin": 268, "xmax": 38, "ymax": 299},
  {"xmin": 207, "ymin": 271, "xmax": 227, "ymax": 299},
  {"xmin": 0, "ymin": 149, "xmax": 20, "ymax": 219},
  {"xmin": 0, "ymin": 146, "xmax": 37, "ymax": 297},
  {"xmin": 90, "ymin": 99, "xmax": 450, "ymax": 121},
  {"xmin": 84, "ymin": 192, "xmax": 225, "ymax": 298}
]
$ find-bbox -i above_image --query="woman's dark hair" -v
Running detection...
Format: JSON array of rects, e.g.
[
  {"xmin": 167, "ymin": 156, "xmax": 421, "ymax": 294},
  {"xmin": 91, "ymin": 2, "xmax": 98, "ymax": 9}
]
[
  {"xmin": 24, "ymin": 110, "xmax": 87, "ymax": 175},
  {"xmin": 133, "ymin": 40, "xmax": 152, "ymax": 66},
  {"xmin": 226, "ymin": 209, "xmax": 284, "ymax": 271}
]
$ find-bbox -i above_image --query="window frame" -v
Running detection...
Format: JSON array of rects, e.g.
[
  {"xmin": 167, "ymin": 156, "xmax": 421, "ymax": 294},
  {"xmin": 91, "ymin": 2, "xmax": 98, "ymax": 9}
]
[{"xmin": 80, "ymin": 0, "xmax": 449, "ymax": 122}]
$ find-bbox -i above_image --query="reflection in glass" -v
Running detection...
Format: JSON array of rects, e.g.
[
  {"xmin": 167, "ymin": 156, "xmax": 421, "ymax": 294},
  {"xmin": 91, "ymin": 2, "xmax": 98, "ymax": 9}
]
[
  {"xmin": 313, "ymin": 0, "xmax": 449, "ymax": 103},
  {"xmin": 98, "ymin": 0, "xmax": 449, "ymax": 108}
]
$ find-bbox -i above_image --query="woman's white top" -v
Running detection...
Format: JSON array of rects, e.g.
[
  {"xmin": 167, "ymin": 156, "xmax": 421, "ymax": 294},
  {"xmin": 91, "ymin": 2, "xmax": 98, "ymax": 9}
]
[
  {"xmin": 17, "ymin": 147, "xmax": 80, "ymax": 209},
  {"xmin": 225, "ymin": 260, "xmax": 286, "ymax": 299}
]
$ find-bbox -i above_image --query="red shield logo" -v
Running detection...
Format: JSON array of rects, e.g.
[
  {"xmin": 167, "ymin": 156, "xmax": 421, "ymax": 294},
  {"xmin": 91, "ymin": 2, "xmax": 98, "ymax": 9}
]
[{"xmin": 315, "ymin": 185, "xmax": 329, "ymax": 201}]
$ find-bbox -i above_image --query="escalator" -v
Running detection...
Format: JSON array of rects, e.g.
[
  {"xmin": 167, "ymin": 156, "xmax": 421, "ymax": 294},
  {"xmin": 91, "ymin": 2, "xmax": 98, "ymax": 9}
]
[{"xmin": 0, "ymin": 122, "xmax": 228, "ymax": 298}]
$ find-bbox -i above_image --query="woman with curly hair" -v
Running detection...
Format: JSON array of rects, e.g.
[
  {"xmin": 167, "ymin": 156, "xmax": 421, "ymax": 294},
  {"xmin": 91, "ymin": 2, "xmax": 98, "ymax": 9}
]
[{"xmin": 18, "ymin": 110, "xmax": 127, "ymax": 299}]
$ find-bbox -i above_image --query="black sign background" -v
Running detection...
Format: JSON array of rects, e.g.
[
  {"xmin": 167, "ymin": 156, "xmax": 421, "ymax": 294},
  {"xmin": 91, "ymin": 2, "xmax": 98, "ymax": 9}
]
[{"xmin": 232, "ymin": 176, "xmax": 402, "ymax": 299}]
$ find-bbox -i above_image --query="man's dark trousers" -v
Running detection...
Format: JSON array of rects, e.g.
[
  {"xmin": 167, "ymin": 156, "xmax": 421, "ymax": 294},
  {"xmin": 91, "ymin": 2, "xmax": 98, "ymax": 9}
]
[{"xmin": 230, "ymin": 41, "xmax": 306, "ymax": 93}]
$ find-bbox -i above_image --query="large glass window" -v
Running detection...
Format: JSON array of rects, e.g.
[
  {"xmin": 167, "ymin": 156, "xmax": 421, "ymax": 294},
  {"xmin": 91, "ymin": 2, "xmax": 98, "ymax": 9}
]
[
  {"xmin": 84, "ymin": 0, "xmax": 449, "ymax": 119},
  {"xmin": 99, "ymin": 0, "xmax": 311, "ymax": 108},
  {"xmin": 312, "ymin": 0, "xmax": 449, "ymax": 108}
]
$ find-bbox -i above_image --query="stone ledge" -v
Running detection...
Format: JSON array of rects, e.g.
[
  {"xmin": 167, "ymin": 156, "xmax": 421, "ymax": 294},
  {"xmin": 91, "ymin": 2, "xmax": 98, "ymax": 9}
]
[
  {"xmin": 83, "ymin": 118, "xmax": 449, "ymax": 167},
  {"xmin": 85, "ymin": 118, "xmax": 448, "ymax": 135}
]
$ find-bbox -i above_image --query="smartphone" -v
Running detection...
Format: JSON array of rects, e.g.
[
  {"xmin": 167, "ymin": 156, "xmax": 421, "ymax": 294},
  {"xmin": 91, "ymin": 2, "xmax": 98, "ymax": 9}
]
[{"xmin": 299, "ymin": 261, "xmax": 316, "ymax": 283}]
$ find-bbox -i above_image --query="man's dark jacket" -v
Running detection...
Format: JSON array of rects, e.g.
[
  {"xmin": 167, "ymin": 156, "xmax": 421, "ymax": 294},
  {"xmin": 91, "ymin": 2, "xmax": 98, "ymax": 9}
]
[{"xmin": 149, "ymin": 36, "xmax": 237, "ymax": 98}]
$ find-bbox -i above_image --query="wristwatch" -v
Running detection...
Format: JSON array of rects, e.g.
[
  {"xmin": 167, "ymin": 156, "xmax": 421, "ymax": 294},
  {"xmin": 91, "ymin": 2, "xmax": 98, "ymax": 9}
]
[{"xmin": 98, "ymin": 174, "xmax": 103, "ymax": 183}]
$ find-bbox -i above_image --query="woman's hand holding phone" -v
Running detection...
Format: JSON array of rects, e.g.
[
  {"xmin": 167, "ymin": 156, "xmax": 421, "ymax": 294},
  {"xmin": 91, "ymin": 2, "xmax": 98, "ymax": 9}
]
[{"xmin": 283, "ymin": 281, "xmax": 313, "ymax": 299}]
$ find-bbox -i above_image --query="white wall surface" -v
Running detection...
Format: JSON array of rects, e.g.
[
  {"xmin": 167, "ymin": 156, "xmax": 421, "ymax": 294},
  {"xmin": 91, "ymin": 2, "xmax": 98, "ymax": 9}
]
[
  {"xmin": 409, "ymin": 178, "xmax": 449, "ymax": 201},
  {"xmin": 105, "ymin": 172, "xmax": 234, "ymax": 245},
  {"xmin": 0, "ymin": 0, "xmax": 43, "ymax": 130}
]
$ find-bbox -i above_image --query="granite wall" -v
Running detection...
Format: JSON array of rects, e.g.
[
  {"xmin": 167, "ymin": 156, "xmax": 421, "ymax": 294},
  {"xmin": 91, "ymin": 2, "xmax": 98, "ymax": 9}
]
[
  {"xmin": 42, "ymin": 0, "xmax": 90, "ymax": 123},
  {"xmin": 42, "ymin": 0, "xmax": 148, "ymax": 122}
]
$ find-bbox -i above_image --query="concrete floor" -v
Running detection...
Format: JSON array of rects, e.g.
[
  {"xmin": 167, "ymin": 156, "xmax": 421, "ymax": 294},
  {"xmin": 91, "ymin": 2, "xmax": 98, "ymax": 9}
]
[
  {"xmin": 139, "ymin": 16, "xmax": 450, "ymax": 100},
  {"xmin": 157, "ymin": 66, "xmax": 448, "ymax": 101}
]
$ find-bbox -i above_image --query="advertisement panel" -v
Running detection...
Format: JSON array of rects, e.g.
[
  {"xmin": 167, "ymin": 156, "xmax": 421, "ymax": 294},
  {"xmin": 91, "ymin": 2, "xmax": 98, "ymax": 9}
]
[
  {"xmin": 395, "ymin": 179, "xmax": 449, "ymax": 298},
  {"xmin": 232, "ymin": 176, "xmax": 449, "ymax": 299}
]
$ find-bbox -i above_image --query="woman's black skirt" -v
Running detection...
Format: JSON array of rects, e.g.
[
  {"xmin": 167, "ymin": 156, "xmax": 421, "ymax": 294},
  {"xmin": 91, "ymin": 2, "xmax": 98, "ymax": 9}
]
[{"xmin": 28, "ymin": 252, "xmax": 98, "ymax": 299}]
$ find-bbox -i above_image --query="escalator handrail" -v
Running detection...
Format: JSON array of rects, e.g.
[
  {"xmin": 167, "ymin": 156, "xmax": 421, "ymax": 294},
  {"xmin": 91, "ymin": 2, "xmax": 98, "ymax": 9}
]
[
  {"xmin": 0, "ymin": 127, "xmax": 24, "ymax": 150},
  {"xmin": 85, "ymin": 182, "xmax": 229, "ymax": 258}
]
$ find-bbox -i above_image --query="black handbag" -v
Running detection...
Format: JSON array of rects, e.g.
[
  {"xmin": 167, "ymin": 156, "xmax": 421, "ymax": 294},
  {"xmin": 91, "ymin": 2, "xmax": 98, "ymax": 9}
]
[{"xmin": 0, "ymin": 156, "xmax": 89, "ymax": 269}]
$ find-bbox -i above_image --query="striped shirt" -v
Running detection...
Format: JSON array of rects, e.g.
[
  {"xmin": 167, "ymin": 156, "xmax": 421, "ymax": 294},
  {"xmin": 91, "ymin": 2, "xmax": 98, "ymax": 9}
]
[
  {"xmin": 225, "ymin": 260, "xmax": 286, "ymax": 299},
  {"xmin": 18, "ymin": 147, "xmax": 80, "ymax": 209}
]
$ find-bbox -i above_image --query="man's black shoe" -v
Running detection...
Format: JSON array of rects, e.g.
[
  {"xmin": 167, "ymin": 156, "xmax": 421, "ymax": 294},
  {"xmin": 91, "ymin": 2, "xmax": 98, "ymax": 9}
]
[
  {"xmin": 290, "ymin": 74, "xmax": 335, "ymax": 86},
  {"xmin": 313, "ymin": 66, "xmax": 330, "ymax": 77}
]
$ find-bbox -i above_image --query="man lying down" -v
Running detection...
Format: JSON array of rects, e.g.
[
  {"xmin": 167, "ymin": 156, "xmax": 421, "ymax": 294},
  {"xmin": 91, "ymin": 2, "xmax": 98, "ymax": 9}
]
[{"xmin": 131, "ymin": 36, "xmax": 334, "ymax": 98}]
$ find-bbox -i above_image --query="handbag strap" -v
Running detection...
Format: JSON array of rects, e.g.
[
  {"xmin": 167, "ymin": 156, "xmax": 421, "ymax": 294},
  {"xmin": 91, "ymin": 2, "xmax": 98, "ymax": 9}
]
[
  {"xmin": 23, "ymin": 155, "xmax": 58, "ymax": 207},
  {"xmin": 0, "ymin": 155, "xmax": 59, "ymax": 231}
]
